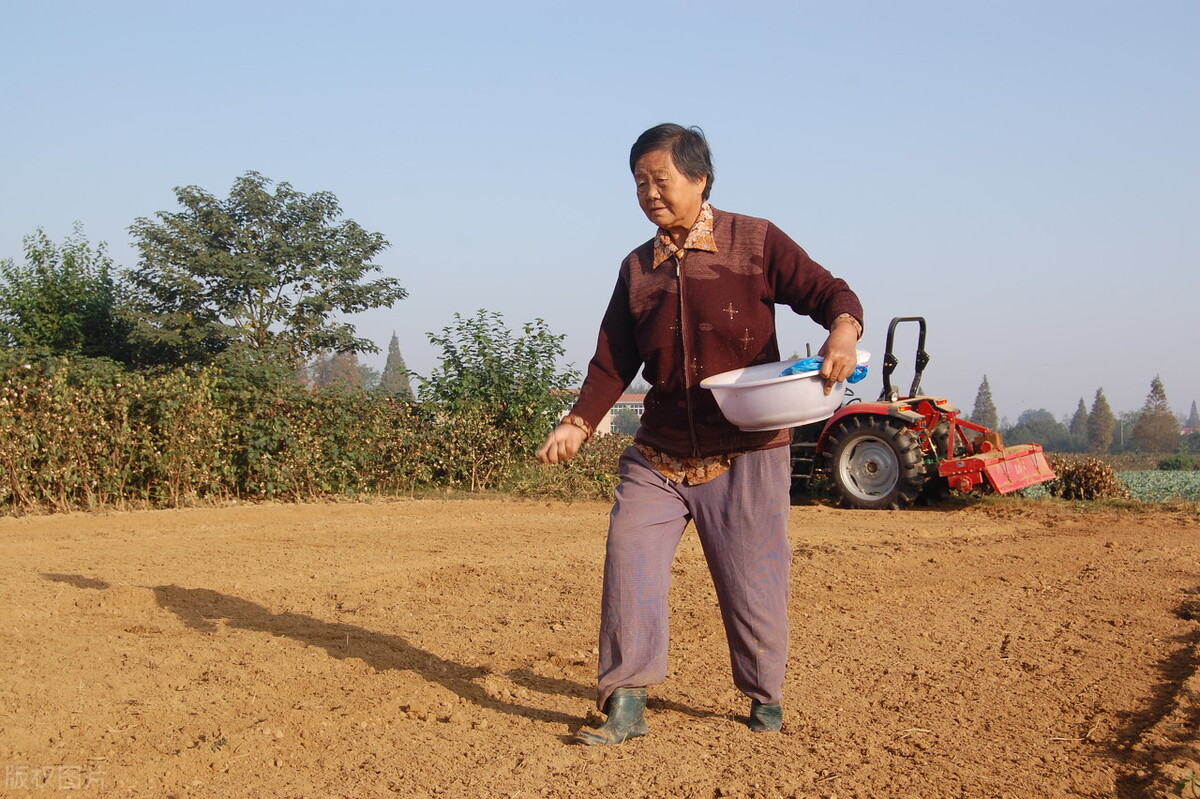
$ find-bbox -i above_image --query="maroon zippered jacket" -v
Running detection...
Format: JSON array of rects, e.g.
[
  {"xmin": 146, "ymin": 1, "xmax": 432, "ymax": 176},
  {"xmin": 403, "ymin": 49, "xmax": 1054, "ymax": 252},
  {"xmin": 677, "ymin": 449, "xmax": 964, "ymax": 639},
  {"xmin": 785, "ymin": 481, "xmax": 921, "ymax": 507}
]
[{"xmin": 569, "ymin": 207, "xmax": 863, "ymax": 458}]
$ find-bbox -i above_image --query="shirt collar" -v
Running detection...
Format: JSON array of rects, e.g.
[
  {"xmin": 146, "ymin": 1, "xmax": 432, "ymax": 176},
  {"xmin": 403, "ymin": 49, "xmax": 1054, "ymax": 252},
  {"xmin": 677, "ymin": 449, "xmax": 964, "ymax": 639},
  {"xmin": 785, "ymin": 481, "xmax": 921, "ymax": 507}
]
[{"xmin": 652, "ymin": 202, "xmax": 718, "ymax": 269}]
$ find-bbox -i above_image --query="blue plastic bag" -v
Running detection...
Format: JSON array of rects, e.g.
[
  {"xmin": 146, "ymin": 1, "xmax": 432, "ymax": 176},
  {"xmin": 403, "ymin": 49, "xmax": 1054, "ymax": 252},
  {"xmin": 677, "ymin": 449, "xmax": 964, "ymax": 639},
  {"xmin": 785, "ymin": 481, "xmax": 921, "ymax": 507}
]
[{"xmin": 780, "ymin": 356, "xmax": 868, "ymax": 383}]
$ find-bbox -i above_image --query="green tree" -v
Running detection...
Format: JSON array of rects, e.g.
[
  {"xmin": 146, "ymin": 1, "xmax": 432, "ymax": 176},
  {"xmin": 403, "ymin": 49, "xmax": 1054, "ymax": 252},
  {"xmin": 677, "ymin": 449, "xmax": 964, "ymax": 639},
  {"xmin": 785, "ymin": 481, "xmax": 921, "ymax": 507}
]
[
  {"xmin": 1132, "ymin": 376, "xmax": 1180, "ymax": 454},
  {"xmin": 379, "ymin": 331, "xmax": 415, "ymax": 400},
  {"xmin": 358, "ymin": 363, "xmax": 381, "ymax": 392},
  {"xmin": 1086, "ymin": 388, "xmax": 1116, "ymax": 454},
  {"xmin": 1186, "ymin": 400, "xmax": 1199, "ymax": 431},
  {"xmin": 0, "ymin": 225, "xmax": 131, "ymax": 362},
  {"xmin": 970, "ymin": 375, "xmax": 999, "ymax": 430},
  {"xmin": 611, "ymin": 407, "xmax": 641, "ymax": 436},
  {"xmin": 1004, "ymin": 408, "xmax": 1071, "ymax": 451},
  {"xmin": 1067, "ymin": 398, "xmax": 1089, "ymax": 452},
  {"xmin": 126, "ymin": 171, "xmax": 405, "ymax": 367}
]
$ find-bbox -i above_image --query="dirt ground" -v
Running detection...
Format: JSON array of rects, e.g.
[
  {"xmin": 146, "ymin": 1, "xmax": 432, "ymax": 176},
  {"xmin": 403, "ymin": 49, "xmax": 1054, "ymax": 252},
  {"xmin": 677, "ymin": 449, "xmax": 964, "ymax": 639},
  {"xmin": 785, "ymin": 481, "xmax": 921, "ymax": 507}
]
[{"xmin": 1, "ymin": 497, "xmax": 1198, "ymax": 798}]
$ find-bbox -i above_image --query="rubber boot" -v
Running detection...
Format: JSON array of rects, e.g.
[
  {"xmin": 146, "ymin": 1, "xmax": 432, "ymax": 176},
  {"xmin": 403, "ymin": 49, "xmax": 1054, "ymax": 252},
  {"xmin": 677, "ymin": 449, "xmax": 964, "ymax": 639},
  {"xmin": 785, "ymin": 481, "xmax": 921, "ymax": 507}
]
[
  {"xmin": 572, "ymin": 687, "xmax": 649, "ymax": 745},
  {"xmin": 748, "ymin": 699, "xmax": 783, "ymax": 732}
]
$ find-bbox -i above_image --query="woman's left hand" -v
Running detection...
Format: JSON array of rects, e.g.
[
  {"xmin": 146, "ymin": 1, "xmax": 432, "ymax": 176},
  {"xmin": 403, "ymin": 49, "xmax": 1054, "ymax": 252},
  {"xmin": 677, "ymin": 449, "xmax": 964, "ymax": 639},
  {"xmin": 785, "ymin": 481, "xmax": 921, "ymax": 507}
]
[{"xmin": 817, "ymin": 323, "xmax": 860, "ymax": 395}]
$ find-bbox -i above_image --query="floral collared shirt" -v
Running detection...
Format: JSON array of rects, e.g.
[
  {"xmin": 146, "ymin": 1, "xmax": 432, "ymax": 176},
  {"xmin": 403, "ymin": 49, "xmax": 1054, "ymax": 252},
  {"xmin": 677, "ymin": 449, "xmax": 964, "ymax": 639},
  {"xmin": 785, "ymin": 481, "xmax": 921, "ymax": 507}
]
[
  {"xmin": 641, "ymin": 202, "xmax": 743, "ymax": 486},
  {"xmin": 651, "ymin": 202, "xmax": 718, "ymax": 269}
]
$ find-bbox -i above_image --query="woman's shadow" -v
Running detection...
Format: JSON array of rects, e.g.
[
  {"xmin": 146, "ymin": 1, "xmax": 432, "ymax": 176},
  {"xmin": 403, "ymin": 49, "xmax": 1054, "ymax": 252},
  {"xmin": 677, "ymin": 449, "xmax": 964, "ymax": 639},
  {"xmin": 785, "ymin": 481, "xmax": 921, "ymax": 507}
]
[
  {"xmin": 42, "ymin": 574, "xmax": 717, "ymax": 730},
  {"xmin": 150, "ymin": 583, "xmax": 588, "ymax": 726}
]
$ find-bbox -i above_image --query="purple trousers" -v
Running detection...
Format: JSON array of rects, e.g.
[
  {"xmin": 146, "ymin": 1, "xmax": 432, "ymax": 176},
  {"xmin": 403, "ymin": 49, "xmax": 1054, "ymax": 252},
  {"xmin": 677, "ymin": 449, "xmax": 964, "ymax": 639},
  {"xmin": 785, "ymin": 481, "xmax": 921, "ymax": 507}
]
[{"xmin": 596, "ymin": 445, "xmax": 792, "ymax": 710}]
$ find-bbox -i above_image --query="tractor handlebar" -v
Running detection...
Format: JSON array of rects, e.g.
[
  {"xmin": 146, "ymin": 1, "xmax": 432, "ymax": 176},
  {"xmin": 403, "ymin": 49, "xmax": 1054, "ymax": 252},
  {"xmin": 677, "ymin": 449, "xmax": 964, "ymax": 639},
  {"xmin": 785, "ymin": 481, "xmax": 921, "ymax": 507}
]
[{"xmin": 880, "ymin": 316, "xmax": 929, "ymax": 402}]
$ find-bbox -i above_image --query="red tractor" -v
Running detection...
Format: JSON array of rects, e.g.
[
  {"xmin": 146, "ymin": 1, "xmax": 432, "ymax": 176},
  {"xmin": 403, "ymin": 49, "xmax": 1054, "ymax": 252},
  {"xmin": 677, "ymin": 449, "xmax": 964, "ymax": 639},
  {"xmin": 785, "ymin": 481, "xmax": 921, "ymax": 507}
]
[{"xmin": 791, "ymin": 316, "xmax": 1056, "ymax": 509}]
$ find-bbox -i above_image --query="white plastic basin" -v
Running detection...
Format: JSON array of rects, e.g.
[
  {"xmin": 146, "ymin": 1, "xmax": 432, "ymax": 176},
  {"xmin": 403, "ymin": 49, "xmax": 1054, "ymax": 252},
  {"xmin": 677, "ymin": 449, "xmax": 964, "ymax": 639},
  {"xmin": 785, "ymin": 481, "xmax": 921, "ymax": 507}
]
[{"xmin": 700, "ymin": 350, "xmax": 870, "ymax": 432}]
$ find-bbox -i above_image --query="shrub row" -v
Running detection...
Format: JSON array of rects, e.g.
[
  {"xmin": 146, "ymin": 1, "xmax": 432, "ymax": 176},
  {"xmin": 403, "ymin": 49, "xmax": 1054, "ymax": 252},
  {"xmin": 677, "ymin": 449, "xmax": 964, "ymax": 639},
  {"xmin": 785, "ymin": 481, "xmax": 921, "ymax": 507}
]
[
  {"xmin": 22, "ymin": 353, "xmax": 1192, "ymax": 515},
  {"xmin": 0, "ymin": 355, "xmax": 622, "ymax": 514}
]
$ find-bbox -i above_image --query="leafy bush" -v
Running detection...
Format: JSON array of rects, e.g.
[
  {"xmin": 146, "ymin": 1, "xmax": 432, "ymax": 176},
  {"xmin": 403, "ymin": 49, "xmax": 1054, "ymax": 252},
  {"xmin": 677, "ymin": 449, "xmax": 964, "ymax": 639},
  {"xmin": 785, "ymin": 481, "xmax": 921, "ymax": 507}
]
[
  {"xmin": 418, "ymin": 311, "xmax": 579, "ymax": 460},
  {"xmin": 1158, "ymin": 454, "xmax": 1199, "ymax": 471},
  {"xmin": 1044, "ymin": 454, "xmax": 1130, "ymax": 501},
  {"xmin": 2, "ymin": 355, "xmax": 146, "ymax": 510},
  {"xmin": 0, "ymin": 226, "xmax": 132, "ymax": 363},
  {"xmin": 409, "ymin": 310, "xmax": 582, "ymax": 492}
]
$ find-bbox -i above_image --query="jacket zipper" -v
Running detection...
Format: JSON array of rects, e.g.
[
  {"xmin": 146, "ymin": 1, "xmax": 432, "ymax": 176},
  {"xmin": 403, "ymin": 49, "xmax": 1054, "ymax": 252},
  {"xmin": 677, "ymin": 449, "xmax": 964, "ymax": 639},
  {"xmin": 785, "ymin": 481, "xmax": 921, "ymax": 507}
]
[{"xmin": 676, "ymin": 258, "xmax": 701, "ymax": 456}]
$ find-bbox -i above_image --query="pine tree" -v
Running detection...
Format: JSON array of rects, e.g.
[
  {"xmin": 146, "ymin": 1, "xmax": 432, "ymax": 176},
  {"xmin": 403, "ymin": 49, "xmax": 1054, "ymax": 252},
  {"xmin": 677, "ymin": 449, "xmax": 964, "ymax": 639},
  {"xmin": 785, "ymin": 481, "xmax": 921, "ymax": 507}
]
[
  {"xmin": 1187, "ymin": 400, "xmax": 1199, "ymax": 431},
  {"xmin": 970, "ymin": 375, "xmax": 999, "ymax": 430},
  {"xmin": 1086, "ymin": 388, "xmax": 1116, "ymax": 454},
  {"xmin": 379, "ymin": 332, "xmax": 415, "ymax": 401},
  {"xmin": 1132, "ymin": 376, "xmax": 1180, "ymax": 453},
  {"xmin": 1068, "ymin": 398, "xmax": 1089, "ymax": 452}
]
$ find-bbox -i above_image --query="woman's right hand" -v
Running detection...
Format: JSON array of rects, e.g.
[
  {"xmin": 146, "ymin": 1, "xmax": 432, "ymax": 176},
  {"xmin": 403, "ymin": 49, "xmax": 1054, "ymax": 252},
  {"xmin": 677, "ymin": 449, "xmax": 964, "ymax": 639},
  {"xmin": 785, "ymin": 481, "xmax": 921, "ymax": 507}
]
[{"xmin": 536, "ymin": 423, "xmax": 588, "ymax": 464}]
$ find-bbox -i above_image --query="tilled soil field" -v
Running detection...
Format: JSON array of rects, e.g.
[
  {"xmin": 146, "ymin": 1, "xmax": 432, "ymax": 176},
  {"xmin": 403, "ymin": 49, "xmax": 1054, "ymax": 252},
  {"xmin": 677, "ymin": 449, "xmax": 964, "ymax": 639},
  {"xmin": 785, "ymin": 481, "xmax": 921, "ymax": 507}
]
[{"xmin": 1, "ymin": 498, "xmax": 1197, "ymax": 798}]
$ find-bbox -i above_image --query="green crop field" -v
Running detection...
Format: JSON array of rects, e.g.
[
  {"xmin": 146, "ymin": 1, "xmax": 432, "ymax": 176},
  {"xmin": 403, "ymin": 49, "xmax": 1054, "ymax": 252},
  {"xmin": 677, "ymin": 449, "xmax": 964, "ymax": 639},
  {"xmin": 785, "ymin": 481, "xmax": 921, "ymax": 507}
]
[{"xmin": 1117, "ymin": 471, "xmax": 1200, "ymax": 502}]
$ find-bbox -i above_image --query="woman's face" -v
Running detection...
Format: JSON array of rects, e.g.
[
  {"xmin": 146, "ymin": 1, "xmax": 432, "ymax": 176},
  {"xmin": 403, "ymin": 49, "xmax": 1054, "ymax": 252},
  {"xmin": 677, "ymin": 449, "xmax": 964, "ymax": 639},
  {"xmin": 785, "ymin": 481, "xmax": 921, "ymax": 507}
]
[{"xmin": 634, "ymin": 149, "xmax": 707, "ymax": 239}]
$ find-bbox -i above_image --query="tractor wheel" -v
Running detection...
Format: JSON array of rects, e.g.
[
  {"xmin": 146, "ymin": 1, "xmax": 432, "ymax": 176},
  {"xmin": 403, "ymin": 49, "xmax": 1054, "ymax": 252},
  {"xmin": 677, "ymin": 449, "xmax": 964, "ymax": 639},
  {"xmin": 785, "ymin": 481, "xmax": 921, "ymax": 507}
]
[{"xmin": 826, "ymin": 415, "xmax": 927, "ymax": 510}]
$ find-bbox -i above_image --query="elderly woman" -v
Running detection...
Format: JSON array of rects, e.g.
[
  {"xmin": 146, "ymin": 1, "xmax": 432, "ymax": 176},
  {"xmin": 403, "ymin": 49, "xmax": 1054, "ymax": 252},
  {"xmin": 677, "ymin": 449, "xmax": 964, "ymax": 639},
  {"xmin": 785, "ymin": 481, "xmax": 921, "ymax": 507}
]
[{"xmin": 538, "ymin": 123, "xmax": 863, "ymax": 745}]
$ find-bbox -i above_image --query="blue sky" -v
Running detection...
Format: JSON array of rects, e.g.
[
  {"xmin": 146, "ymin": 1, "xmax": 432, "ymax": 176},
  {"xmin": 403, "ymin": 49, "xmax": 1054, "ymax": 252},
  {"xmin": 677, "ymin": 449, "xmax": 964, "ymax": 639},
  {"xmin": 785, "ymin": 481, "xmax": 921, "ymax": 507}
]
[{"xmin": 3, "ymin": 1, "xmax": 1197, "ymax": 423}]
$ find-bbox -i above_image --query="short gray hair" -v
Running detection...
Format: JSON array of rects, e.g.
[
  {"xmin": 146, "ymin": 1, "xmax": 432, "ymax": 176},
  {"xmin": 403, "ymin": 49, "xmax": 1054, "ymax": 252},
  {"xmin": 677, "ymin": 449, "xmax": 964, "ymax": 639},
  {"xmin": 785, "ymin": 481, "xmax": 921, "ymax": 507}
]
[{"xmin": 629, "ymin": 123, "xmax": 714, "ymax": 201}]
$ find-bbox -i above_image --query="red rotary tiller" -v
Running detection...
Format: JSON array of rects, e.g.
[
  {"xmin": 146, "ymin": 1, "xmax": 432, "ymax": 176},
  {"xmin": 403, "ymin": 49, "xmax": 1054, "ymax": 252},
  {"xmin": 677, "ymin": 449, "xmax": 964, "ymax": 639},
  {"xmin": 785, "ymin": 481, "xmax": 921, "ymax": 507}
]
[{"xmin": 791, "ymin": 316, "xmax": 1056, "ymax": 510}]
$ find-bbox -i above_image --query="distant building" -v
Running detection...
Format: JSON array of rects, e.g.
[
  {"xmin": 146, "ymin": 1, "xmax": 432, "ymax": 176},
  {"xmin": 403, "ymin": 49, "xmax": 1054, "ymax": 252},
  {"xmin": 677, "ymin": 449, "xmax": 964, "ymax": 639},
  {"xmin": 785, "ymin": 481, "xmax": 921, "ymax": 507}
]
[
  {"xmin": 559, "ymin": 392, "xmax": 647, "ymax": 435},
  {"xmin": 596, "ymin": 394, "xmax": 647, "ymax": 435}
]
